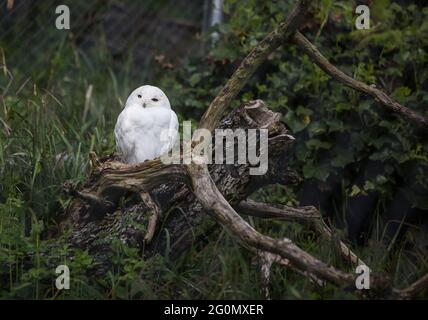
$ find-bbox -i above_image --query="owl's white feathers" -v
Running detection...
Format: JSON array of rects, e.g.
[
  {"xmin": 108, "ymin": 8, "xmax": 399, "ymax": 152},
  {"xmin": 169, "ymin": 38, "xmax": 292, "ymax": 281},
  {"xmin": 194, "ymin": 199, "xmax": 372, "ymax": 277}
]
[{"xmin": 114, "ymin": 85, "xmax": 178, "ymax": 164}]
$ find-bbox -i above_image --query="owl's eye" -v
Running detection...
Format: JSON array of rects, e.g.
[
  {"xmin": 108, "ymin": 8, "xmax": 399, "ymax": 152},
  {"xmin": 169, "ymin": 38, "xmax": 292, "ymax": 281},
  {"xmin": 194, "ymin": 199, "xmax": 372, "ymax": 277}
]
[
  {"xmin": 138, "ymin": 95, "xmax": 142, "ymax": 98},
  {"xmin": 152, "ymin": 98, "xmax": 159, "ymax": 102}
]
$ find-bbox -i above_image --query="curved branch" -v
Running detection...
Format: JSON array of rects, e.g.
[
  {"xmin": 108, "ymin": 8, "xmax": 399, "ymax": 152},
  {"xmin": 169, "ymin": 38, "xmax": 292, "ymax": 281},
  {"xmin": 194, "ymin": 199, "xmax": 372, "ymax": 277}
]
[
  {"xmin": 293, "ymin": 32, "xmax": 428, "ymax": 127},
  {"xmin": 187, "ymin": 163, "xmax": 356, "ymax": 287},
  {"xmin": 237, "ymin": 199, "xmax": 366, "ymax": 266},
  {"xmin": 394, "ymin": 274, "xmax": 428, "ymax": 299}
]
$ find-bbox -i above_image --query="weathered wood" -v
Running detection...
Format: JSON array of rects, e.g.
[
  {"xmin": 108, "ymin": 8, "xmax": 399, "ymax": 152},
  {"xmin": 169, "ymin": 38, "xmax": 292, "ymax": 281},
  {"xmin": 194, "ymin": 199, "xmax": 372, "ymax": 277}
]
[
  {"xmin": 187, "ymin": 161, "xmax": 357, "ymax": 288},
  {"xmin": 65, "ymin": 100, "xmax": 297, "ymax": 274},
  {"xmin": 237, "ymin": 199, "xmax": 366, "ymax": 266}
]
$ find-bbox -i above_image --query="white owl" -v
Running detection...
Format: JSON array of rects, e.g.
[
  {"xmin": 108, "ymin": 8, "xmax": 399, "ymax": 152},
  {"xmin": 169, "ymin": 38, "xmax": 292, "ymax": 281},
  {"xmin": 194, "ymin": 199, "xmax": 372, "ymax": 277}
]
[{"xmin": 114, "ymin": 85, "xmax": 179, "ymax": 164}]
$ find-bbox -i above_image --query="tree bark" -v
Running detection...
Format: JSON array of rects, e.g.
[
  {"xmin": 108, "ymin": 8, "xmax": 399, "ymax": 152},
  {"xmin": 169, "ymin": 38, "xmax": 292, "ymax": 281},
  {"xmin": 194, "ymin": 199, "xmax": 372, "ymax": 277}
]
[{"xmin": 64, "ymin": 100, "xmax": 297, "ymax": 274}]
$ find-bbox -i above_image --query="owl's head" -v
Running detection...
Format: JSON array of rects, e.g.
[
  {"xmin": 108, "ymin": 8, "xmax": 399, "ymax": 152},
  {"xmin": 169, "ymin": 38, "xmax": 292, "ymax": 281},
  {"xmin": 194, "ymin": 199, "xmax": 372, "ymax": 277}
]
[{"xmin": 125, "ymin": 85, "xmax": 171, "ymax": 110}]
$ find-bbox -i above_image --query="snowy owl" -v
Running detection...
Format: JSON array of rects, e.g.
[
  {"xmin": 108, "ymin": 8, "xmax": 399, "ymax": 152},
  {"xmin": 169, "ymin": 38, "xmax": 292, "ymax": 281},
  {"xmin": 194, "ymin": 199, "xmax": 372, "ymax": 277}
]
[{"xmin": 114, "ymin": 85, "xmax": 179, "ymax": 164}]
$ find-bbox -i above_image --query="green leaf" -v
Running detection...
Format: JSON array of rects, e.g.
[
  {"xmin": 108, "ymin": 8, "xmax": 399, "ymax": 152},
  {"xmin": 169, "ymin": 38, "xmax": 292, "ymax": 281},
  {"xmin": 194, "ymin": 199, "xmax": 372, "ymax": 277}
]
[
  {"xmin": 350, "ymin": 185, "xmax": 362, "ymax": 197},
  {"xmin": 331, "ymin": 151, "xmax": 354, "ymax": 168},
  {"xmin": 282, "ymin": 111, "xmax": 308, "ymax": 133},
  {"xmin": 188, "ymin": 73, "xmax": 202, "ymax": 87},
  {"xmin": 335, "ymin": 102, "xmax": 352, "ymax": 112},
  {"xmin": 305, "ymin": 139, "xmax": 332, "ymax": 150},
  {"xmin": 296, "ymin": 105, "xmax": 313, "ymax": 116},
  {"xmin": 302, "ymin": 162, "xmax": 330, "ymax": 181}
]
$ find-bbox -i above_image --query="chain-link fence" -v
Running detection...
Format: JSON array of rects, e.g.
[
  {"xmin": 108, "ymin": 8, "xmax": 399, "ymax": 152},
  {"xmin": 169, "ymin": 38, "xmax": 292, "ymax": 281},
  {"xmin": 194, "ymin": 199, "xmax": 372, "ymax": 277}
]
[{"xmin": 1, "ymin": 0, "xmax": 222, "ymax": 83}]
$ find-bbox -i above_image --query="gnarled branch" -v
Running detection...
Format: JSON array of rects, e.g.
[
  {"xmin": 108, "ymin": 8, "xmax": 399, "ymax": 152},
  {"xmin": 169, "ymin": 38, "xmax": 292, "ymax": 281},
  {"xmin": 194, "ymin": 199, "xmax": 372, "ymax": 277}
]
[
  {"xmin": 237, "ymin": 199, "xmax": 366, "ymax": 266},
  {"xmin": 187, "ymin": 163, "xmax": 357, "ymax": 287},
  {"xmin": 293, "ymin": 31, "xmax": 428, "ymax": 127}
]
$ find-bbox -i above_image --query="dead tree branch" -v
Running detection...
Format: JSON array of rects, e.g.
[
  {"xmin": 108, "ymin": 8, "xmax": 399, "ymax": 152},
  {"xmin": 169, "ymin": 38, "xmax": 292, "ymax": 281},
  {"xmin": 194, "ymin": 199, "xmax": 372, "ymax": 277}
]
[
  {"xmin": 293, "ymin": 32, "xmax": 428, "ymax": 127},
  {"xmin": 237, "ymin": 199, "xmax": 366, "ymax": 266},
  {"xmin": 186, "ymin": 163, "xmax": 357, "ymax": 287},
  {"xmin": 393, "ymin": 274, "xmax": 428, "ymax": 299}
]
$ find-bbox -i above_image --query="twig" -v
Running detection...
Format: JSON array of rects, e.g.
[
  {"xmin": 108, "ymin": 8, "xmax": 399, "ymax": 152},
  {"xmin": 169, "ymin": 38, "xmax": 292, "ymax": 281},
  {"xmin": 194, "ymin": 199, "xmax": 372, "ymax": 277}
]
[{"xmin": 394, "ymin": 273, "xmax": 428, "ymax": 299}]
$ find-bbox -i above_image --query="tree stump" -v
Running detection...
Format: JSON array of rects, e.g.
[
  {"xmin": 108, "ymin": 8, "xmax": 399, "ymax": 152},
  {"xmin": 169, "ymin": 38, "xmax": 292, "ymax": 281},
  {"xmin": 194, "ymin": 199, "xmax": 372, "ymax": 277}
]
[{"xmin": 64, "ymin": 100, "xmax": 297, "ymax": 274}]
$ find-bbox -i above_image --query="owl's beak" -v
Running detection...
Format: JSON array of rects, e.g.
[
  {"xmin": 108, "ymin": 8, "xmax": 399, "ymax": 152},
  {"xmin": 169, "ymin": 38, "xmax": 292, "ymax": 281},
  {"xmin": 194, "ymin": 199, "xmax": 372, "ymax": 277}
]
[{"xmin": 143, "ymin": 103, "xmax": 147, "ymax": 108}]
